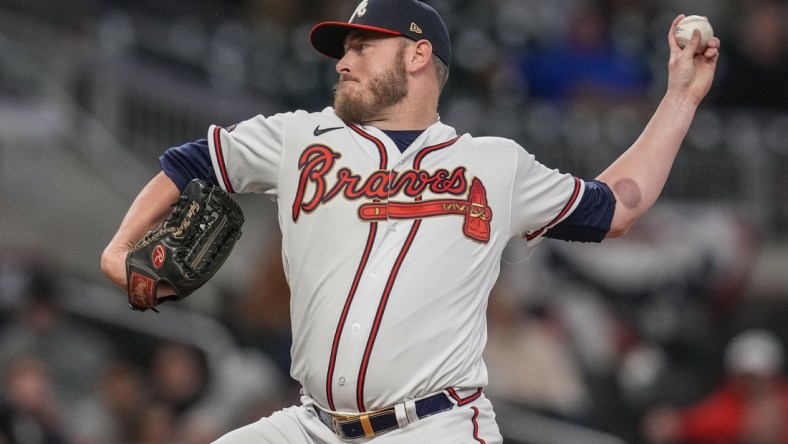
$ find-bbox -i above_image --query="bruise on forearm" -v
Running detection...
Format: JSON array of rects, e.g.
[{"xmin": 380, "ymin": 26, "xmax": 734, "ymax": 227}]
[{"xmin": 612, "ymin": 178, "xmax": 642, "ymax": 210}]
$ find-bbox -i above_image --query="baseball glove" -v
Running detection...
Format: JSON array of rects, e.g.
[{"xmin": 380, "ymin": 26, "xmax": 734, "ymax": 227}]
[{"xmin": 126, "ymin": 179, "xmax": 244, "ymax": 312}]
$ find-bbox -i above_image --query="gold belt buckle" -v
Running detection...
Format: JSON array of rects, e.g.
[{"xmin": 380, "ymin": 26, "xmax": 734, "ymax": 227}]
[{"xmin": 331, "ymin": 412, "xmax": 375, "ymax": 438}]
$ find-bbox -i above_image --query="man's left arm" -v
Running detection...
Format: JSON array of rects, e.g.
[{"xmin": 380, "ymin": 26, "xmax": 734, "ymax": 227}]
[{"xmin": 596, "ymin": 15, "xmax": 720, "ymax": 238}]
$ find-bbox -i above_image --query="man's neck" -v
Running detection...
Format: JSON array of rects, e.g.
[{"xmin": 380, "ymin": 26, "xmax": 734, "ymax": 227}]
[
  {"xmin": 363, "ymin": 110, "xmax": 438, "ymax": 131},
  {"xmin": 362, "ymin": 91, "xmax": 440, "ymax": 131}
]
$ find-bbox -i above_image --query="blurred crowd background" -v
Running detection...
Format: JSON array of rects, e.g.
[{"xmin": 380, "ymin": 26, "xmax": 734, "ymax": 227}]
[{"xmin": 1, "ymin": 0, "xmax": 788, "ymax": 443}]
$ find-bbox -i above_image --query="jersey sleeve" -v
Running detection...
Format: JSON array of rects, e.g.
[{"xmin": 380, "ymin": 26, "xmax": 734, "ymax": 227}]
[
  {"xmin": 544, "ymin": 180, "xmax": 614, "ymax": 242},
  {"xmin": 509, "ymin": 146, "xmax": 585, "ymax": 246},
  {"xmin": 207, "ymin": 113, "xmax": 288, "ymax": 197}
]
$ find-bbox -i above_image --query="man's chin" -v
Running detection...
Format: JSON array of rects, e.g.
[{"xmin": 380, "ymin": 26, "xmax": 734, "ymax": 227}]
[
  {"xmin": 334, "ymin": 96, "xmax": 371, "ymax": 123},
  {"xmin": 334, "ymin": 107, "xmax": 362, "ymax": 124}
]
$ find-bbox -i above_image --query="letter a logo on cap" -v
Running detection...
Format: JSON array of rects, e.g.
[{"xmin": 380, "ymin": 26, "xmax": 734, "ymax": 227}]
[
  {"xmin": 410, "ymin": 22, "xmax": 423, "ymax": 34},
  {"xmin": 351, "ymin": 0, "xmax": 368, "ymax": 21}
]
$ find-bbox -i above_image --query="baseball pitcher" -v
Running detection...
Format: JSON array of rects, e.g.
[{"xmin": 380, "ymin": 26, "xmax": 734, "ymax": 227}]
[{"xmin": 101, "ymin": 0, "xmax": 720, "ymax": 442}]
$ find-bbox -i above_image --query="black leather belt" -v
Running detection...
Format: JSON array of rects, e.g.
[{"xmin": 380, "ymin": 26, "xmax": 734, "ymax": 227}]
[{"xmin": 312, "ymin": 392, "xmax": 454, "ymax": 439}]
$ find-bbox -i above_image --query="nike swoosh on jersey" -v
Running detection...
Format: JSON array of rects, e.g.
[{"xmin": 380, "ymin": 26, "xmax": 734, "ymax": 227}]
[{"xmin": 313, "ymin": 125, "xmax": 344, "ymax": 136}]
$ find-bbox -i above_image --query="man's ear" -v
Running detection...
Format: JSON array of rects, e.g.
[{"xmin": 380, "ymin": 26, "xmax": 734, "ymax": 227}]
[{"xmin": 407, "ymin": 39, "xmax": 434, "ymax": 73}]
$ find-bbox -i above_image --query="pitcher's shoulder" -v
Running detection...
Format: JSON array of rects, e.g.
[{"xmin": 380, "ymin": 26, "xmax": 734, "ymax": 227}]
[{"xmin": 462, "ymin": 134, "xmax": 525, "ymax": 153}]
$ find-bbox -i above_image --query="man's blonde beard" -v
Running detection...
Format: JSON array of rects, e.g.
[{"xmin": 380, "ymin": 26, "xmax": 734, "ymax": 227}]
[{"xmin": 333, "ymin": 46, "xmax": 408, "ymax": 124}]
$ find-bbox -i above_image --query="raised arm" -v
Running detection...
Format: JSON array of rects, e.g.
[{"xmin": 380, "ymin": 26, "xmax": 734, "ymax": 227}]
[
  {"xmin": 100, "ymin": 171, "xmax": 181, "ymax": 290},
  {"xmin": 597, "ymin": 15, "xmax": 720, "ymax": 238}
]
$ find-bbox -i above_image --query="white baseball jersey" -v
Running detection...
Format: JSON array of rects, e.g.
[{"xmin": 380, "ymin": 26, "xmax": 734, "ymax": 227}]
[{"xmin": 208, "ymin": 107, "xmax": 583, "ymax": 414}]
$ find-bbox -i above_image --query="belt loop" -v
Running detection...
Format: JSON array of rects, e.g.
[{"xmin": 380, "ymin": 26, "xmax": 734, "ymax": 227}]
[
  {"xmin": 404, "ymin": 399, "xmax": 419, "ymax": 424},
  {"xmin": 394, "ymin": 402, "xmax": 409, "ymax": 428},
  {"xmin": 359, "ymin": 414, "xmax": 374, "ymax": 438}
]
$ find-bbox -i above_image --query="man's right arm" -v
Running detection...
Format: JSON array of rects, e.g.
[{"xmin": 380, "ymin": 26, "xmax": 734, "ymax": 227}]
[
  {"xmin": 100, "ymin": 171, "xmax": 181, "ymax": 291},
  {"xmin": 101, "ymin": 138, "xmax": 216, "ymax": 292}
]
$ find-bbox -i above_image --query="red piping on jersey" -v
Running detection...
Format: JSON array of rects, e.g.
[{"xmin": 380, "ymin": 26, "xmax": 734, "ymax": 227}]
[
  {"xmin": 355, "ymin": 134, "xmax": 461, "ymax": 412},
  {"xmin": 325, "ymin": 223, "xmax": 378, "ymax": 411},
  {"xmin": 325, "ymin": 124, "xmax": 388, "ymax": 411},
  {"xmin": 447, "ymin": 387, "xmax": 483, "ymax": 406},
  {"xmin": 414, "ymin": 136, "xmax": 461, "ymax": 165},
  {"xmin": 470, "ymin": 406, "xmax": 487, "ymax": 444},
  {"xmin": 525, "ymin": 177, "xmax": 582, "ymax": 241},
  {"xmin": 212, "ymin": 126, "xmax": 235, "ymax": 193},
  {"xmin": 348, "ymin": 124, "xmax": 388, "ymax": 167}
]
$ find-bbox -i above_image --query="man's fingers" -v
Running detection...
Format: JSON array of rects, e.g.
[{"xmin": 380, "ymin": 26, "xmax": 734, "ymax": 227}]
[
  {"xmin": 686, "ymin": 29, "xmax": 702, "ymax": 52},
  {"xmin": 667, "ymin": 14, "xmax": 685, "ymax": 51}
]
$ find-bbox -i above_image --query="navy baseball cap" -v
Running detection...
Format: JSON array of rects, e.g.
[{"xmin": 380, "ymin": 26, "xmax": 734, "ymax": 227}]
[{"xmin": 310, "ymin": 0, "xmax": 451, "ymax": 66}]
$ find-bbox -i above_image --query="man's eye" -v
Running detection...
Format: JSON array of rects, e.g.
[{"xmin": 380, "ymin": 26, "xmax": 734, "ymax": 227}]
[{"xmin": 344, "ymin": 40, "xmax": 371, "ymax": 53}]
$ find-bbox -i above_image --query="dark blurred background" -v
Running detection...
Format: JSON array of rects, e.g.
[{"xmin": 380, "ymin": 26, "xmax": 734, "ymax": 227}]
[{"xmin": 1, "ymin": 0, "xmax": 787, "ymax": 443}]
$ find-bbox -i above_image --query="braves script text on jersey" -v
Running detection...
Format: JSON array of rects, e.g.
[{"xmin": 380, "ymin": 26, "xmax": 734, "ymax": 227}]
[{"xmin": 208, "ymin": 107, "xmax": 583, "ymax": 415}]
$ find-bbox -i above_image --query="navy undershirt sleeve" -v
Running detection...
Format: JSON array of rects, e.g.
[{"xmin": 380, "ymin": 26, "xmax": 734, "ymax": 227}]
[
  {"xmin": 544, "ymin": 180, "xmax": 615, "ymax": 243},
  {"xmin": 159, "ymin": 139, "xmax": 219, "ymax": 193}
]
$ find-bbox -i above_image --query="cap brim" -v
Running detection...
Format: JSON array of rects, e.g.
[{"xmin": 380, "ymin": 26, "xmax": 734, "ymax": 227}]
[{"xmin": 310, "ymin": 22, "xmax": 402, "ymax": 60}]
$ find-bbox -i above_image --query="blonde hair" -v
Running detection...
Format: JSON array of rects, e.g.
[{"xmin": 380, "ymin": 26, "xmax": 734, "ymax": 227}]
[{"xmin": 433, "ymin": 55, "xmax": 449, "ymax": 91}]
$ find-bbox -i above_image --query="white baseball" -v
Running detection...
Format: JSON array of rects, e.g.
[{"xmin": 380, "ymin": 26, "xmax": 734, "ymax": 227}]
[{"xmin": 675, "ymin": 15, "xmax": 714, "ymax": 53}]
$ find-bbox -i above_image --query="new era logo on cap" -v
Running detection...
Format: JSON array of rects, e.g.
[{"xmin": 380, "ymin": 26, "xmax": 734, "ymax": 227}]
[{"xmin": 310, "ymin": 0, "xmax": 451, "ymax": 66}]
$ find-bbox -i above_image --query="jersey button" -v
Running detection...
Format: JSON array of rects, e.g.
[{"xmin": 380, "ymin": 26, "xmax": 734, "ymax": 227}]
[
  {"xmin": 352, "ymin": 323, "xmax": 361, "ymax": 332},
  {"xmin": 338, "ymin": 377, "xmax": 347, "ymax": 386},
  {"xmin": 370, "ymin": 271, "xmax": 379, "ymax": 278},
  {"xmin": 390, "ymin": 223, "xmax": 398, "ymax": 232}
]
